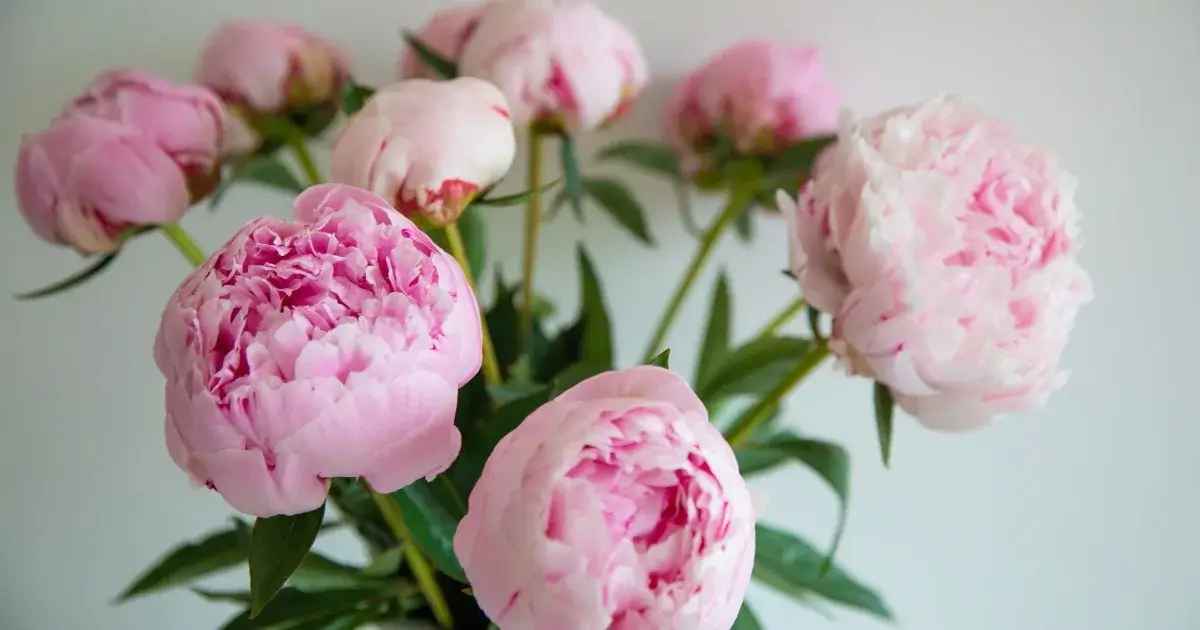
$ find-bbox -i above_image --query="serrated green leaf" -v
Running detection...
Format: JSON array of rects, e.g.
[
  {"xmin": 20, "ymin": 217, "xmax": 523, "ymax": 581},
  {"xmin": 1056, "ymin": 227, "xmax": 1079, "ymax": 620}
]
[
  {"xmin": 874, "ymin": 382, "xmax": 895, "ymax": 467},
  {"xmin": 595, "ymin": 139, "xmax": 681, "ymax": 178},
  {"xmin": 581, "ymin": 177, "xmax": 654, "ymax": 245},
  {"xmin": 732, "ymin": 603, "xmax": 763, "ymax": 630},
  {"xmin": 116, "ymin": 527, "xmax": 245, "ymax": 602},
  {"xmin": 340, "ymin": 79, "xmax": 375, "ymax": 116},
  {"xmin": 698, "ymin": 336, "xmax": 816, "ymax": 402},
  {"xmin": 695, "ymin": 273, "xmax": 732, "ymax": 384},
  {"xmin": 16, "ymin": 252, "xmax": 120, "ymax": 300},
  {"xmin": 249, "ymin": 503, "xmax": 327, "ymax": 616},
  {"xmin": 401, "ymin": 32, "xmax": 458, "ymax": 79},
  {"xmin": 646, "ymin": 349, "xmax": 671, "ymax": 369},
  {"xmin": 391, "ymin": 481, "xmax": 467, "ymax": 583},
  {"xmin": 576, "ymin": 246, "xmax": 613, "ymax": 368},
  {"xmin": 220, "ymin": 587, "xmax": 382, "ymax": 630},
  {"xmin": 753, "ymin": 523, "xmax": 893, "ymax": 620},
  {"xmin": 559, "ymin": 135, "xmax": 585, "ymax": 219},
  {"xmin": 474, "ymin": 179, "xmax": 561, "ymax": 207}
]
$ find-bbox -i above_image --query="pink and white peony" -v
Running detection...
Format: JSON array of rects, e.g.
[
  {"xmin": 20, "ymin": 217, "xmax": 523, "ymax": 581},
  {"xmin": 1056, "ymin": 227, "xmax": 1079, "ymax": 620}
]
[
  {"xmin": 454, "ymin": 366, "xmax": 755, "ymax": 629},
  {"xmin": 782, "ymin": 95, "xmax": 1094, "ymax": 431},
  {"xmin": 400, "ymin": 5, "xmax": 482, "ymax": 80},
  {"xmin": 331, "ymin": 77, "xmax": 516, "ymax": 226},
  {"xmin": 154, "ymin": 184, "xmax": 483, "ymax": 517},
  {"xmin": 458, "ymin": 0, "xmax": 647, "ymax": 134}
]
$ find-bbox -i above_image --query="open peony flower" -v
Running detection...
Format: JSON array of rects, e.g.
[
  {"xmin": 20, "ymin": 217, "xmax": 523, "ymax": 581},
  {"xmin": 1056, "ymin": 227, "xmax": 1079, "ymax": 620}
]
[
  {"xmin": 667, "ymin": 40, "xmax": 838, "ymax": 179},
  {"xmin": 154, "ymin": 184, "xmax": 483, "ymax": 517},
  {"xmin": 331, "ymin": 77, "xmax": 516, "ymax": 226},
  {"xmin": 458, "ymin": 0, "xmax": 648, "ymax": 134},
  {"xmin": 400, "ymin": 5, "xmax": 482, "ymax": 80},
  {"xmin": 454, "ymin": 366, "xmax": 755, "ymax": 629},
  {"xmin": 782, "ymin": 95, "xmax": 1094, "ymax": 431}
]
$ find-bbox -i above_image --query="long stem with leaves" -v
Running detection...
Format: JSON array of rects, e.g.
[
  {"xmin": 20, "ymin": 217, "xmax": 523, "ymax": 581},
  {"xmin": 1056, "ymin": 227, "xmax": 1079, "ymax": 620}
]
[
  {"xmin": 160, "ymin": 222, "xmax": 207, "ymax": 267},
  {"xmin": 444, "ymin": 221, "xmax": 503, "ymax": 387},
  {"xmin": 724, "ymin": 342, "xmax": 831, "ymax": 447},
  {"xmin": 361, "ymin": 480, "xmax": 453, "ymax": 629},
  {"xmin": 641, "ymin": 179, "xmax": 757, "ymax": 363},
  {"xmin": 519, "ymin": 129, "xmax": 544, "ymax": 348}
]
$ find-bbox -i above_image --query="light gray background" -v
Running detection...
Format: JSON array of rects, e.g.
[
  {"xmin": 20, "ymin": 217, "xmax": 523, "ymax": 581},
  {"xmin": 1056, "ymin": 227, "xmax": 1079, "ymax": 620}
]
[{"xmin": 2, "ymin": 0, "xmax": 1198, "ymax": 629}]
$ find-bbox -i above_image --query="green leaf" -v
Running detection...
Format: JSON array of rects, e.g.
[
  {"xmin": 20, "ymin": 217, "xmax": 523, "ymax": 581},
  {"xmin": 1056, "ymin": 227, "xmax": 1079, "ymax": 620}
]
[
  {"xmin": 16, "ymin": 252, "xmax": 120, "ymax": 300},
  {"xmin": 533, "ymin": 319, "xmax": 586, "ymax": 383},
  {"xmin": 192, "ymin": 588, "xmax": 252, "ymax": 604},
  {"xmin": 362, "ymin": 546, "xmax": 405, "ymax": 578},
  {"xmin": 249, "ymin": 503, "xmax": 327, "ymax": 617},
  {"xmin": 455, "ymin": 204, "xmax": 487, "ymax": 282},
  {"xmin": 734, "ymin": 201, "xmax": 754, "ymax": 242},
  {"xmin": 580, "ymin": 177, "xmax": 654, "ymax": 245},
  {"xmin": 448, "ymin": 387, "xmax": 553, "ymax": 499},
  {"xmin": 211, "ymin": 154, "xmax": 306, "ymax": 209},
  {"xmin": 595, "ymin": 139, "xmax": 681, "ymax": 178},
  {"xmin": 646, "ymin": 348, "xmax": 671, "ymax": 369},
  {"xmin": 289, "ymin": 552, "xmax": 382, "ymax": 592},
  {"xmin": 763, "ymin": 135, "xmax": 837, "ymax": 183},
  {"xmin": 340, "ymin": 79, "xmax": 375, "ymax": 116},
  {"xmin": 873, "ymin": 382, "xmax": 895, "ymax": 467},
  {"xmin": 753, "ymin": 523, "xmax": 893, "ymax": 620},
  {"xmin": 116, "ymin": 526, "xmax": 246, "ymax": 602},
  {"xmin": 474, "ymin": 179, "xmax": 562, "ymax": 207},
  {"xmin": 401, "ymin": 32, "xmax": 459, "ymax": 79},
  {"xmin": 485, "ymin": 274, "xmax": 521, "ymax": 375},
  {"xmin": 806, "ymin": 305, "xmax": 824, "ymax": 342},
  {"xmin": 551, "ymin": 361, "xmax": 607, "ymax": 396},
  {"xmin": 392, "ymin": 481, "xmax": 468, "ymax": 583},
  {"xmin": 695, "ymin": 273, "xmax": 732, "ymax": 384},
  {"xmin": 576, "ymin": 246, "xmax": 613, "ymax": 368},
  {"xmin": 559, "ymin": 134, "xmax": 585, "ymax": 220},
  {"xmin": 698, "ymin": 336, "xmax": 816, "ymax": 402},
  {"xmin": 488, "ymin": 382, "xmax": 544, "ymax": 405},
  {"xmin": 220, "ymin": 587, "xmax": 383, "ymax": 630},
  {"xmin": 732, "ymin": 603, "xmax": 763, "ymax": 630}
]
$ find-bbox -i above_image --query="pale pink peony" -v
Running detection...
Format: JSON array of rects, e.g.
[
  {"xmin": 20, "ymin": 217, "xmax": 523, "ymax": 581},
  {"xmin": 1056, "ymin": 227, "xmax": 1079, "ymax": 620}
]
[
  {"xmin": 782, "ymin": 95, "xmax": 1093, "ymax": 431},
  {"xmin": 454, "ymin": 366, "xmax": 755, "ymax": 629},
  {"xmin": 331, "ymin": 77, "xmax": 516, "ymax": 226},
  {"xmin": 458, "ymin": 0, "xmax": 648, "ymax": 134},
  {"xmin": 15, "ymin": 117, "xmax": 190, "ymax": 254},
  {"xmin": 667, "ymin": 40, "xmax": 838, "ymax": 176},
  {"xmin": 154, "ymin": 184, "xmax": 483, "ymax": 517},
  {"xmin": 400, "ymin": 5, "xmax": 482, "ymax": 80}
]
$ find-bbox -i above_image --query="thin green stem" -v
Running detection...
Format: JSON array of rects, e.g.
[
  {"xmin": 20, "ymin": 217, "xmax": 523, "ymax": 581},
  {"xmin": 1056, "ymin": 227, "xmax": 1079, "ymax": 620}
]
[
  {"xmin": 160, "ymin": 222, "xmax": 207, "ymax": 267},
  {"xmin": 361, "ymin": 480, "xmax": 453, "ymax": 629},
  {"xmin": 641, "ymin": 183, "xmax": 755, "ymax": 363},
  {"xmin": 724, "ymin": 342, "xmax": 831, "ymax": 447},
  {"xmin": 445, "ymin": 221, "xmax": 503, "ymax": 387},
  {"xmin": 756, "ymin": 297, "xmax": 807, "ymax": 338},
  {"xmin": 287, "ymin": 133, "xmax": 324, "ymax": 187},
  {"xmin": 519, "ymin": 130, "xmax": 544, "ymax": 348}
]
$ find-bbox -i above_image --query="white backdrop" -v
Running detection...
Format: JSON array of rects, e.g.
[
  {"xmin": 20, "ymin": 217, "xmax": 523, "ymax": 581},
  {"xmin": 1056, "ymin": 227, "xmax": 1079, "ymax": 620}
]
[{"xmin": 2, "ymin": 0, "xmax": 1198, "ymax": 629}]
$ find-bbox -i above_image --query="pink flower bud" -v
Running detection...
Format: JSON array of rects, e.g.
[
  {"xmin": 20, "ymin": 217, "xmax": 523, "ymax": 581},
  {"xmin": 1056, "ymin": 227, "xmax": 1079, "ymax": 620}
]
[
  {"xmin": 399, "ymin": 5, "xmax": 482, "ymax": 80},
  {"xmin": 782, "ymin": 96, "xmax": 1094, "ymax": 431},
  {"xmin": 667, "ymin": 41, "xmax": 839, "ymax": 177},
  {"xmin": 331, "ymin": 77, "xmax": 516, "ymax": 226},
  {"xmin": 154, "ymin": 184, "xmax": 483, "ymax": 517},
  {"xmin": 15, "ymin": 117, "xmax": 189, "ymax": 254},
  {"xmin": 459, "ymin": 0, "xmax": 648, "ymax": 134},
  {"xmin": 454, "ymin": 366, "xmax": 755, "ymax": 629}
]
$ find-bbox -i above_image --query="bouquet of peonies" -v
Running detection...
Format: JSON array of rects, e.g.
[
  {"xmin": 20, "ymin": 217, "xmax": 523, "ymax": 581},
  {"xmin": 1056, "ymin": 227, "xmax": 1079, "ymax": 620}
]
[{"xmin": 11, "ymin": 0, "xmax": 1093, "ymax": 628}]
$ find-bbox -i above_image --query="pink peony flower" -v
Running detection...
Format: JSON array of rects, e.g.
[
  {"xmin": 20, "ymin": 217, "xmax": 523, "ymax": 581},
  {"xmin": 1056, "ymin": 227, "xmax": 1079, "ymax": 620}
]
[
  {"xmin": 154, "ymin": 184, "xmax": 483, "ymax": 517},
  {"xmin": 782, "ymin": 95, "xmax": 1094, "ymax": 431},
  {"xmin": 667, "ymin": 41, "xmax": 838, "ymax": 177},
  {"xmin": 400, "ymin": 5, "xmax": 482, "ymax": 80},
  {"xmin": 331, "ymin": 77, "xmax": 516, "ymax": 226},
  {"xmin": 458, "ymin": 0, "xmax": 648, "ymax": 134},
  {"xmin": 14, "ymin": 117, "xmax": 190, "ymax": 254},
  {"xmin": 454, "ymin": 366, "xmax": 755, "ymax": 629}
]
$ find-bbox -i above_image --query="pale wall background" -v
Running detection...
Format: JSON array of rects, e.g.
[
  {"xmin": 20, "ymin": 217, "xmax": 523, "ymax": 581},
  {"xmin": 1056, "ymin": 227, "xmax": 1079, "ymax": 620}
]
[{"xmin": 1, "ymin": 0, "xmax": 1198, "ymax": 629}]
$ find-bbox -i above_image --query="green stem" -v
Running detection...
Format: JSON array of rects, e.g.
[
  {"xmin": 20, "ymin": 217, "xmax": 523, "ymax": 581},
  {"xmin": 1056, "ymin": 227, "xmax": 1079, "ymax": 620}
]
[
  {"xmin": 757, "ymin": 297, "xmax": 807, "ymax": 338},
  {"xmin": 724, "ymin": 342, "xmax": 831, "ymax": 447},
  {"xmin": 445, "ymin": 221, "xmax": 503, "ymax": 387},
  {"xmin": 641, "ymin": 183, "xmax": 755, "ymax": 363},
  {"xmin": 160, "ymin": 223, "xmax": 207, "ymax": 267},
  {"xmin": 361, "ymin": 480, "xmax": 453, "ymax": 629},
  {"xmin": 287, "ymin": 132, "xmax": 324, "ymax": 187},
  {"xmin": 519, "ymin": 130, "xmax": 544, "ymax": 348}
]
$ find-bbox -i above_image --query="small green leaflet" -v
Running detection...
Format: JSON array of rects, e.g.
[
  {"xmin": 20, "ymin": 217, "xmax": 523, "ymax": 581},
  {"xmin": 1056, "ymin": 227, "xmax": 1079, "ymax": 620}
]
[
  {"xmin": 595, "ymin": 139, "xmax": 682, "ymax": 178},
  {"xmin": 115, "ymin": 526, "xmax": 246, "ymax": 602},
  {"xmin": 646, "ymin": 348, "xmax": 671, "ymax": 369},
  {"xmin": 873, "ymin": 381, "xmax": 895, "ymax": 467},
  {"xmin": 732, "ymin": 603, "xmax": 763, "ymax": 629},
  {"xmin": 15, "ymin": 252, "xmax": 120, "ymax": 300},
  {"xmin": 248, "ymin": 503, "xmax": 326, "ymax": 617},
  {"xmin": 340, "ymin": 79, "xmax": 376, "ymax": 116},
  {"xmin": 473, "ymin": 179, "xmax": 561, "ymax": 207},
  {"xmin": 402, "ymin": 32, "xmax": 458, "ymax": 79},
  {"xmin": 559, "ymin": 134, "xmax": 585, "ymax": 219},
  {"xmin": 576, "ymin": 246, "xmax": 613, "ymax": 368},
  {"xmin": 392, "ymin": 481, "xmax": 468, "ymax": 583},
  {"xmin": 695, "ymin": 272, "xmax": 731, "ymax": 385}
]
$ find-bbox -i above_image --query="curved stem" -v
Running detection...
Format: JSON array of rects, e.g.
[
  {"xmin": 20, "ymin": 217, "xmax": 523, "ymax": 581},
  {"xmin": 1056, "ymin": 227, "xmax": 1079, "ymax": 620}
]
[
  {"xmin": 362, "ymin": 480, "xmax": 454, "ymax": 629},
  {"xmin": 641, "ymin": 184, "xmax": 755, "ymax": 363},
  {"xmin": 445, "ymin": 221, "xmax": 503, "ymax": 387},
  {"xmin": 287, "ymin": 133, "xmax": 324, "ymax": 187},
  {"xmin": 756, "ymin": 297, "xmax": 807, "ymax": 338},
  {"xmin": 724, "ymin": 342, "xmax": 831, "ymax": 447},
  {"xmin": 519, "ymin": 130, "xmax": 544, "ymax": 348},
  {"xmin": 160, "ymin": 223, "xmax": 207, "ymax": 267}
]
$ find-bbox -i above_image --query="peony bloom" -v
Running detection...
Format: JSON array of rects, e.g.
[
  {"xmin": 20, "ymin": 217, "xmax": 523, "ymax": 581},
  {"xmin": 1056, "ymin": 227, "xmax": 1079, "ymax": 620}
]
[
  {"xmin": 331, "ymin": 77, "xmax": 516, "ymax": 226},
  {"xmin": 455, "ymin": 366, "xmax": 755, "ymax": 629},
  {"xmin": 782, "ymin": 95, "xmax": 1093, "ymax": 431},
  {"xmin": 400, "ymin": 5, "xmax": 482, "ymax": 80},
  {"xmin": 194, "ymin": 20, "xmax": 350, "ymax": 154},
  {"xmin": 458, "ymin": 0, "xmax": 647, "ymax": 134},
  {"xmin": 154, "ymin": 184, "xmax": 483, "ymax": 517},
  {"xmin": 666, "ymin": 41, "xmax": 838, "ymax": 180},
  {"xmin": 58, "ymin": 69, "xmax": 226, "ymax": 200},
  {"xmin": 15, "ymin": 117, "xmax": 191, "ymax": 254}
]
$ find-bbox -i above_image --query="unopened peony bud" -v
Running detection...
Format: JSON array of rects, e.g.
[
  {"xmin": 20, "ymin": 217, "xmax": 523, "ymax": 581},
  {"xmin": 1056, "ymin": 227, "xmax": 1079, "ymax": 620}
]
[
  {"xmin": 782, "ymin": 95, "xmax": 1094, "ymax": 431},
  {"xmin": 399, "ymin": 5, "xmax": 482, "ymax": 80},
  {"xmin": 154, "ymin": 184, "xmax": 483, "ymax": 517},
  {"xmin": 331, "ymin": 77, "xmax": 516, "ymax": 226},
  {"xmin": 459, "ymin": 0, "xmax": 647, "ymax": 134},
  {"xmin": 455, "ymin": 366, "xmax": 755, "ymax": 629}
]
